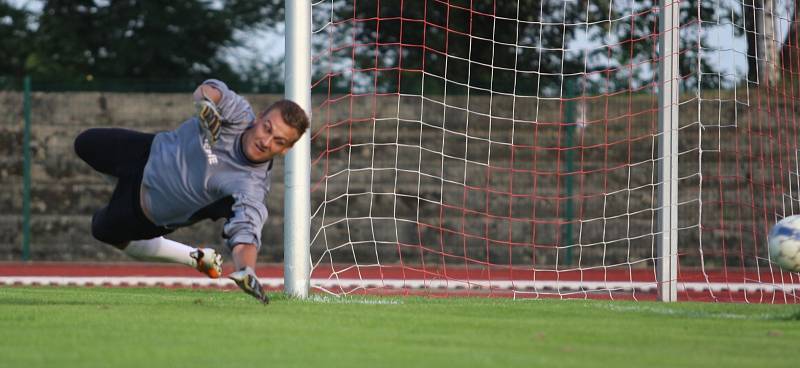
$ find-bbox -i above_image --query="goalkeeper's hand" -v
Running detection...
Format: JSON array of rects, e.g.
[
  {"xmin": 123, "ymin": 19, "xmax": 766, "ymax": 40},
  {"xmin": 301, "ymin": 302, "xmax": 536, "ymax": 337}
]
[
  {"xmin": 195, "ymin": 97, "xmax": 223, "ymax": 146},
  {"xmin": 228, "ymin": 267, "xmax": 269, "ymax": 304}
]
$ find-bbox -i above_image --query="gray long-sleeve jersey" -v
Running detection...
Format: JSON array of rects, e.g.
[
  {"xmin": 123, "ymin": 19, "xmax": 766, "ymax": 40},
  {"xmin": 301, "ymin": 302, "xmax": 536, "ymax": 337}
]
[{"xmin": 140, "ymin": 79, "xmax": 271, "ymax": 250}]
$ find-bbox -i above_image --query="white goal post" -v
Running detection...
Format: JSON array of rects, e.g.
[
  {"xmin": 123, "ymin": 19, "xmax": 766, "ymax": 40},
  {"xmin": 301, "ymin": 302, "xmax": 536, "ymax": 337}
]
[
  {"xmin": 657, "ymin": 0, "xmax": 680, "ymax": 302},
  {"xmin": 283, "ymin": 0, "xmax": 312, "ymax": 298}
]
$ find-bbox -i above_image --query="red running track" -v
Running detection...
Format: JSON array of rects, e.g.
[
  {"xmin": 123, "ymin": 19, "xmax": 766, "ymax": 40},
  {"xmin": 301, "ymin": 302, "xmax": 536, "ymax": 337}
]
[{"xmin": 1, "ymin": 262, "xmax": 798, "ymax": 303}]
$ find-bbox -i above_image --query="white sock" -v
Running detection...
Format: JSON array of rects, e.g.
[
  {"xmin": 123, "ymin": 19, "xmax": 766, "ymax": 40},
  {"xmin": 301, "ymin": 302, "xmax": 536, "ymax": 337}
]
[{"xmin": 125, "ymin": 237, "xmax": 196, "ymax": 267}]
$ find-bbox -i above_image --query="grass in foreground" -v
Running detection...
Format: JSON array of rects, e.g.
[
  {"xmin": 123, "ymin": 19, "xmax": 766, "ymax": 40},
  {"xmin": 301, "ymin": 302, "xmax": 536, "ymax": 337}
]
[{"xmin": 0, "ymin": 287, "xmax": 798, "ymax": 368}]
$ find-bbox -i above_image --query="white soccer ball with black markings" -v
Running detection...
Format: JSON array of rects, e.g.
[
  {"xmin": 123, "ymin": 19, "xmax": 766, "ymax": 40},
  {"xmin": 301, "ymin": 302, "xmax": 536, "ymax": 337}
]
[{"xmin": 768, "ymin": 215, "xmax": 800, "ymax": 272}]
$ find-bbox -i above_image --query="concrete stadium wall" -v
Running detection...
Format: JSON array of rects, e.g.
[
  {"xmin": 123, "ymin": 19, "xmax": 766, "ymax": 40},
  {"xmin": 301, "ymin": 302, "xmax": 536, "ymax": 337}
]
[{"xmin": 0, "ymin": 90, "xmax": 788, "ymax": 267}]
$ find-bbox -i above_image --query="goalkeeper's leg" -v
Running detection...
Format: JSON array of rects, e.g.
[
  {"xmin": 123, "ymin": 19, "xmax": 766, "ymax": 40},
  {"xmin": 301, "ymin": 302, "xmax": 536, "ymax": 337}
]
[
  {"xmin": 77, "ymin": 128, "xmax": 222, "ymax": 279},
  {"xmin": 124, "ymin": 237, "xmax": 223, "ymax": 279},
  {"xmin": 92, "ymin": 197, "xmax": 224, "ymax": 278},
  {"xmin": 74, "ymin": 128, "xmax": 154, "ymax": 177}
]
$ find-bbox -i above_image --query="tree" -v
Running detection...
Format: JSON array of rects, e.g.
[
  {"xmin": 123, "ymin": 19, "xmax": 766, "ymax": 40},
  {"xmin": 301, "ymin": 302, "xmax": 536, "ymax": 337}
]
[
  {"xmin": 745, "ymin": 0, "xmax": 782, "ymax": 86},
  {"xmin": 319, "ymin": 0, "xmax": 587, "ymax": 97},
  {"xmin": 780, "ymin": 0, "xmax": 799, "ymax": 88},
  {"xmin": 320, "ymin": 0, "xmax": 743, "ymax": 96},
  {"xmin": 586, "ymin": 0, "xmax": 742, "ymax": 91},
  {"xmin": 19, "ymin": 0, "xmax": 283, "ymax": 85},
  {"xmin": 0, "ymin": 2, "xmax": 34, "ymax": 78}
]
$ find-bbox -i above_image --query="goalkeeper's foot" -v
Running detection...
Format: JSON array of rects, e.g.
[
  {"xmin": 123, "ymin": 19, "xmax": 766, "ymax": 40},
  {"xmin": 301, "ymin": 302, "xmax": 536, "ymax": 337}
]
[
  {"xmin": 228, "ymin": 267, "xmax": 269, "ymax": 304},
  {"xmin": 190, "ymin": 248, "xmax": 223, "ymax": 279}
]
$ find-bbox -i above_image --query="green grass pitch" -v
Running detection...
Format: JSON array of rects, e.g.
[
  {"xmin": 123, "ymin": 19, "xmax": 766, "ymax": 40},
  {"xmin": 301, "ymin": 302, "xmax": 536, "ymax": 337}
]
[{"xmin": 0, "ymin": 287, "xmax": 798, "ymax": 368}]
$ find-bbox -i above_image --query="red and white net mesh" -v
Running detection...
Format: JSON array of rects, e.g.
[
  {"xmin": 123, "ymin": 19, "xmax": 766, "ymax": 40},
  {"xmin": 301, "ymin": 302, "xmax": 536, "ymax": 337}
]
[{"xmin": 308, "ymin": 0, "xmax": 800, "ymax": 302}]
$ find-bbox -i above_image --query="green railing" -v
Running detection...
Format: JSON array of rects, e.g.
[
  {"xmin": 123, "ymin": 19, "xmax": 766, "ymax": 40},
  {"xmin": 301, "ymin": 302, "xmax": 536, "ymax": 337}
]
[{"xmin": 22, "ymin": 76, "xmax": 31, "ymax": 261}]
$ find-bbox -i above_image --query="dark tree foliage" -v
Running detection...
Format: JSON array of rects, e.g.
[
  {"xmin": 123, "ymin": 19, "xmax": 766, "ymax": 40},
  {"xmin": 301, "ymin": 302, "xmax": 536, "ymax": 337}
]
[
  {"xmin": 781, "ymin": 0, "xmax": 799, "ymax": 72},
  {"xmin": 316, "ymin": 0, "xmax": 743, "ymax": 96},
  {"xmin": 0, "ymin": 2, "xmax": 34, "ymax": 79},
  {"xmin": 12, "ymin": 0, "xmax": 282, "ymax": 87},
  {"xmin": 3, "ymin": 0, "xmax": 750, "ymax": 93},
  {"xmin": 317, "ymin": 0, "xmax": 587, "ymax": 97},
  {"xmin": 571, "ymin": 0, "xmax": 742, "ymax": 91}
]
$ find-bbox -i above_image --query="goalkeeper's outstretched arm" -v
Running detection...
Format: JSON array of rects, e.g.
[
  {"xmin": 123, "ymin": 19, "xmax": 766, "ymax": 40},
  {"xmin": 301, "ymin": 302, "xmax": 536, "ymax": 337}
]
[{"xmin": 228, "ymin": 242, "xmax": 268, "ymax": 304}]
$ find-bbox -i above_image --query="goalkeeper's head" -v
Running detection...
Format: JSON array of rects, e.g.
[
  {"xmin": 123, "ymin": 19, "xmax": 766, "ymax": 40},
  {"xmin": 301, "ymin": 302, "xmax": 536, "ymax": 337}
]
[{"xmin": 242, "ymin": 99, "xmax": 309, "ymax": 163}]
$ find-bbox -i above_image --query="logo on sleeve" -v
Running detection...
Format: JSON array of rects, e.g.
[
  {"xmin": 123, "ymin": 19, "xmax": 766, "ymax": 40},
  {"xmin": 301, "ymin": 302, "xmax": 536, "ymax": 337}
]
[{"xmin": 202, "ymin": 138, "xmax": 219, "ymax": 165}]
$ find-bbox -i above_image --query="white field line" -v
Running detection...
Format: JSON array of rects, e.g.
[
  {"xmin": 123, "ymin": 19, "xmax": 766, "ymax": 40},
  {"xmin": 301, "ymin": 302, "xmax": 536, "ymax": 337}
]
[{"xmin": 1, "ymin": 277, "xmax": 799, "ymax": 293}]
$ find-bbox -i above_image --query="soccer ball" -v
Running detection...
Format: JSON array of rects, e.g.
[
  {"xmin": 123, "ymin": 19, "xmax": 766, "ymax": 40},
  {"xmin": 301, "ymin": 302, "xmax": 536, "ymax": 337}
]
[{"xmin": 768, "ymin": 215, "xmax": 800, "ymax": 272}]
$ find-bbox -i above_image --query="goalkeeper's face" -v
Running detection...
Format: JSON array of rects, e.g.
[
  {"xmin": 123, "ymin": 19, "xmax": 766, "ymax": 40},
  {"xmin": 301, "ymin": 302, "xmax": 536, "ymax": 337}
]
[{"xmin": 242, "ymin": 108, "xmax": 301, "ymax": 163}]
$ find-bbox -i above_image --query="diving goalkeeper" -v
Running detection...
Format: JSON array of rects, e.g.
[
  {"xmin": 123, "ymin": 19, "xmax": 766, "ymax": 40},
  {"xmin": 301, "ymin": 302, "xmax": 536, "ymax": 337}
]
[{"xmin": 74, "ymin": 79, "xmax": 309, "ymax": 304}]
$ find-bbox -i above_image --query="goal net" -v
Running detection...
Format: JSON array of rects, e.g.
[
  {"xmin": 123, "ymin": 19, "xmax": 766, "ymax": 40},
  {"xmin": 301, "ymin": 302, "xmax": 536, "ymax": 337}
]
[{"xmin": 306, "ymin": 0, "xmax": 800, "ymax": 302}]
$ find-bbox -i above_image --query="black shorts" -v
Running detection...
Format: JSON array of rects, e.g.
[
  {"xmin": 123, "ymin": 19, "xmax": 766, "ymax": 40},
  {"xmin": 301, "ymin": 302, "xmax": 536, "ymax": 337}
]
[{"xmin": 74, "ymin": 128, "xmax": 173, "ymax": 246}]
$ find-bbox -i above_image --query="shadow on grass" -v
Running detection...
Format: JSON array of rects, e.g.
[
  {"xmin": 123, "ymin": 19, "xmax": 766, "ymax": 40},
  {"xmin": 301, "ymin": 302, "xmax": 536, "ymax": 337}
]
[{"xmin": 781, "ymin": 310, "xmax": 800, "ymax": 321}]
